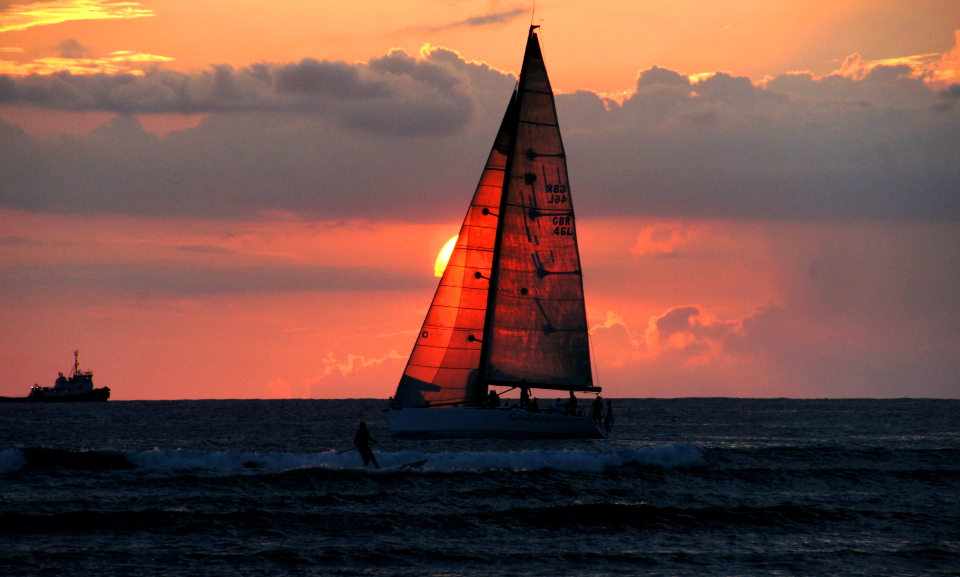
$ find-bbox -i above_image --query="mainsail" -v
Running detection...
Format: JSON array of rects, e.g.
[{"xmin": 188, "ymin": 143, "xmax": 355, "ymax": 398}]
[
  {"xmin": 394, "ymin": 27, "xmax": 592, "ymax": 408},
  {"xmin": 481, "ymin": 28, "xmax": 592, "ymax": 391}
]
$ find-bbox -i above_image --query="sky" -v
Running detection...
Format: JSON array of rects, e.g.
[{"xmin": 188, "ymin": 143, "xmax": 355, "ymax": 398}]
[{"xmin": 0, "ymin": 0, "xmax": 958, "ymax": 400}]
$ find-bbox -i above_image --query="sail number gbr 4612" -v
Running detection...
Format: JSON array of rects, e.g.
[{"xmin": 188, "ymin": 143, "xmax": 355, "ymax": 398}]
[
  {"xmin": 546, "ymin": 183, "xmax": 567, "ymax": 204},
  {"xmin": 552, "ymin": 215, "xmax": 573, "ymax": 236}
]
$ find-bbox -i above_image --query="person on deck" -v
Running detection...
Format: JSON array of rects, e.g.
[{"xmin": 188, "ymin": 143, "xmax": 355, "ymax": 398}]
[
  {"xmin": 485, "ymin": 389, "xmax": 501, "ymax": 408},
  {"xmin": 591, "ymin": 396, "xmax": 603, "ymax": 426},
  {"xmin": 568, "ymin": 391, "xmax": 578, "ymax": 416},
  {"xmin": 529, "ymin": 398, "xmax": 541, "ymax": 413},
  {"xmin": 353, "ymin": 421, "xmax": 379, "ymax": 469},
  {"xmin": 553, "ymin": 398, "xmax": 564, "ymax": 414},
  {"xmin": 520, "ymin": 387, "xmax": 530, "ymax": 408},
  {"xmin": 603, "ymin": 400, "xmax": 614, "ymax": 434}
]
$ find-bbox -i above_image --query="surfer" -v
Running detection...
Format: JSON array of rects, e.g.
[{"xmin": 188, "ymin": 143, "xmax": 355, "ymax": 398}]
[
  {"xmin": 353, "ymin": 422, "xmax": 380, "ymax": 469},
  {"xmin": 603, "ymin": 400, "xmax": 614, "ymax": 434}
]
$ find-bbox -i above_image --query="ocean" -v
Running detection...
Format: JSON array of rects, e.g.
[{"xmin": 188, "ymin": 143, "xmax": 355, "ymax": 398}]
[{"xmin": 1, "ymin": 398, "xmax": 957, "ymax": 576}]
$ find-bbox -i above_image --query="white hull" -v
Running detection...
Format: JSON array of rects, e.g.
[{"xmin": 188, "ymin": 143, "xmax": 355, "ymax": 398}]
[{"xmin": 389, "ymin": 406, "xmax": 608, "ymax": 439}]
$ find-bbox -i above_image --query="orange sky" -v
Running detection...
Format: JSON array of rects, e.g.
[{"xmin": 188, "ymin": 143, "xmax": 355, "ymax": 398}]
[
  {"xmin": 2, "ymin": 1, "xmax": 958, "ymax": 93},
  {"xmin": 1, "ymin": 1, "xmax": 958, "ymax": 399}
]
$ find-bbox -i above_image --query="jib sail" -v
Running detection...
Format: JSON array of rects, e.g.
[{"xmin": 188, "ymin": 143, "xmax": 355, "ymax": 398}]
[{"xmin": 394, "ymin": 95, "xmax": 517, "ymax": 408}]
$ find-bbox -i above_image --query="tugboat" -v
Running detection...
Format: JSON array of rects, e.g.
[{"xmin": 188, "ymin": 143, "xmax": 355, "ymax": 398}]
[{"xmin": 0, "ymin": 350, "xmax": 110, "ymax": 402}]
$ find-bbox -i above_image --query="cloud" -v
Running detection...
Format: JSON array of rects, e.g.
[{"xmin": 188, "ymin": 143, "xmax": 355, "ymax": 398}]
[
  {"xmin": 0, "ymin": 0, "xmax": 152, "ymax": 32},
  {"xmin": 631, "ymin": 222, "xmax": 702, "ymax": 257},
  {"xmin": 311, "ymin": 349, "xmax": 407, "ymax": 382},
  {"xmin": 57, "ymin": 38, "xmax": 92, "ymax": 59},
  {"xmin": 0, "ymin": 262, "xmax": 433, "ymax": 295},
  {"xmin": 0, "ymin": 42, "xmax": 958, "ymax": 221},
  {"xmin": 0, "ymin": 48, "xmax": 493, "ymax": 135},
  {"xmin": 404, "ymin": 7, "xmax": 527, "ymax": 33},
  {"xmin": 0, "ymin": 50, "xmax": 174, "ymax": 76}
]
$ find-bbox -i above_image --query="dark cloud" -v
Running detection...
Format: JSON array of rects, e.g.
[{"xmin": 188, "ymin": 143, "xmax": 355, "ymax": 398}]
[
  {"xmin": 408, "ymin": 8, "xmax": 527, "ymax": 33},
  {"xmin": 0, "ymin": 51, "xmax": 957, "ymax": 221},
  {"xmin": 0, "ymin": 263, "xmax": 433, "ymax": 295},
  {"xmin": 57, "ymin": 38, "xmax": 92, "ymax": 59},
  {"xmin": 0, "ymin": 235, "xmax": 39, "ymax": 246},
  {"xmin": 0, "ymin": 51, "xmax": 485, "ymax": 135}
]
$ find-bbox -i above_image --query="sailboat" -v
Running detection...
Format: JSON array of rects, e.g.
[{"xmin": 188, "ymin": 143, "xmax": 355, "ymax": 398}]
[{"xmin": 389, "ymin": 26, "xmax": 606, "ymax": 439}]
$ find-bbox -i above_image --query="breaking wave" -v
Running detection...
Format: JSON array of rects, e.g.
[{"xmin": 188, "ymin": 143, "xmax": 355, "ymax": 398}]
[{"xmin": 0, "ymin": 443, "xmax": 705, "ymax": 474}]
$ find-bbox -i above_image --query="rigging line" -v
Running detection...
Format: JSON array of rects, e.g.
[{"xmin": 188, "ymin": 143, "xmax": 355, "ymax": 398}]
[
  {"xmin": 589, "ymin": 325, "xmax": 602, "ymax": 390},
  {"xmin": 529, "ymin": 0, "xmax": 535, "ymax": 27}
]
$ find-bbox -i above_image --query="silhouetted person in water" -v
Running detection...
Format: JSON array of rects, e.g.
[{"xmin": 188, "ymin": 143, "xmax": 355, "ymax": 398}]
[
  {"xmin": 354, "ymin": 421, "xmax": 379, "ymax": 469},
  {"xmin": 603, "ymin": 400, "xmax": 614, "ymax": 434},
  {"xmin": 591, "ymin": 396, "xmax": 604, "ymax": 426}
]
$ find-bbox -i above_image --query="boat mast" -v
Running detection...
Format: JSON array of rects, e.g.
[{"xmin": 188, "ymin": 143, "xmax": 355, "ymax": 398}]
[{"xmin": 477, "ymin": 26, "xmax": 538, "ymax": 404}]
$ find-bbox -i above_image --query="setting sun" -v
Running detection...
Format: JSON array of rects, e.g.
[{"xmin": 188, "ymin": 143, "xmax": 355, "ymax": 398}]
[{"xmin": 434, "ymin": 235, "xmax": 458, "ymax": 277}]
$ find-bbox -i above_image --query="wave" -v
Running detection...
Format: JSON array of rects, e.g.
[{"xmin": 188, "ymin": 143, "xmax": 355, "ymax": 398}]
[
  {"xmin": 0, "ymin": 443, "xmax": 705, "ymax": 474},
  {"xmin": 0, "ymin": 448, "xmax": 25, "ymax": 473}
]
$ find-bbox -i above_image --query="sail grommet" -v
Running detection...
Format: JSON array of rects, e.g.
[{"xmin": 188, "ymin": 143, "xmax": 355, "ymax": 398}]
[
  {"xmin": 520, "ymin": 288, "xmax": 529, "ymax": 295},
  {"xmin": 524, "ymin": 172, "xmax": 537, "ymax": 185},
  {"xmin": 422, "ymin": 331, "xmax": 429, "ymax": 338}
]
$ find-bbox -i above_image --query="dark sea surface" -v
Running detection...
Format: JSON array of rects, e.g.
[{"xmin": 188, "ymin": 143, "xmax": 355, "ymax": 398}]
[{"xmin": 1, "ymin": 398, "xmax": 958, "ymax": 576}]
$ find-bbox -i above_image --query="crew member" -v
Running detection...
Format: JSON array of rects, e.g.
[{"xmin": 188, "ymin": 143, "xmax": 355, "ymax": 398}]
[
  {"xmin": 591, "ymin": 396, "xmax": 604, "ymax": 425},
  {"xmin": 353, "ymin": 421, "xmax": 380, "ymax": 469},
  {"xmin": 568, "ymin": 391, "xmax": 578, "ymax": 416}
]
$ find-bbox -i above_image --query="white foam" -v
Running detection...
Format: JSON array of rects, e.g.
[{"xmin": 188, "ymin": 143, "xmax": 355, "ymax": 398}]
[
  {"xmin": 127, "ymin": 443, "xmax": 705, "ymax": 473},
  {"xmin": 0, "ymin": 448, "xmax": 25, "ymax": 473}
]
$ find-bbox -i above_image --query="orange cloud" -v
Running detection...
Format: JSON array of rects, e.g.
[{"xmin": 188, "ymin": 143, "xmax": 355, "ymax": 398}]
[
  {"xmin": 928, "ymin": 30, "xmax": 960, "ymax": 89},
  {"xmin": 823, "ymin": 30, "xmax": 960, "ymax": 90},
  {"xmin": 589, "ymin": 311, "xmax": 643, "ymax": 347},
  {"xmin": 631, "ymin": 222, "xmax": 703, "ymax": 257},
  {"xmin": 0, "ymin": 50, "xmax": 174, "ymax": 76},
  {"xmin": 0, "ymin": 0, "xmax": 152, "ymax": 33},
  {"xmin": 1, "ymin": 46, "xmax": 24, "ymax": 53},
  {"xmin": 311, "ymin": 350, "xmax": 407, "ymax": 383}
]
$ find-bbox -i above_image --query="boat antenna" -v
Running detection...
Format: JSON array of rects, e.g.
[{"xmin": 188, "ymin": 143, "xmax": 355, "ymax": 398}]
[{"xmin": 74, "ymin": 349, "xmax": 79, "ymax": 375}]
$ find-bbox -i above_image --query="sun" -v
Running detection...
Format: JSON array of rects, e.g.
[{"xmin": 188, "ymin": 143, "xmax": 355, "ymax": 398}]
[{"xmin": 434, "ymin": 235, "xmax": 458, "ymax": 277}]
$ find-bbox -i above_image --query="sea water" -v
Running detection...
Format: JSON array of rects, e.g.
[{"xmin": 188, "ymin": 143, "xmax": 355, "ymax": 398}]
[{"xmin": 0, "ymin": 398, "xmax": 957, "ymax": 576}]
